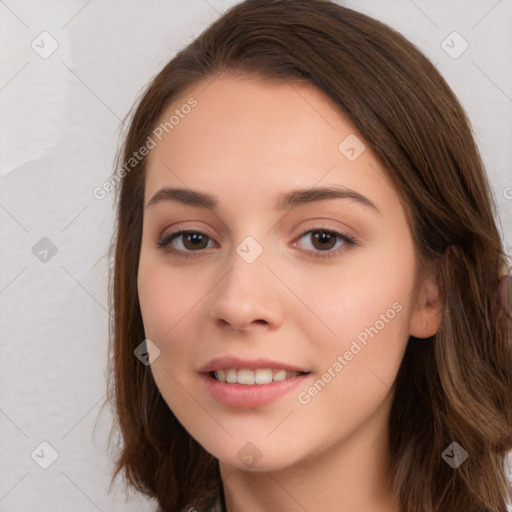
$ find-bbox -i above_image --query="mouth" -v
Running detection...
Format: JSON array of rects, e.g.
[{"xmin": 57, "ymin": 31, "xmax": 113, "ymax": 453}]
[
  {"xmin": 198, "ymin": 356, "xmax": 312, "ymax": 407},
  {"xmin": 208, "ymin": 368, "xmax": 310, "ymax": 385},
  {"xmin": 201, "ymin": 369, "xmax": 312, "ymax": 408}
]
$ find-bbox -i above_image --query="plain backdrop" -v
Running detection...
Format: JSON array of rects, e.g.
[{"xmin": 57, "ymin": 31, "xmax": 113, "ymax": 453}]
[{"xmin": 1, "ymin": 1, "xmax": 511, "ymax": 510}]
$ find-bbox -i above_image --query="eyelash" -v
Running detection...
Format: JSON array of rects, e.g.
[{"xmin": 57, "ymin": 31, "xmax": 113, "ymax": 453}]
[{"xmin": 156, "ymin": 226, "xmax": 358, "ymax": 260}]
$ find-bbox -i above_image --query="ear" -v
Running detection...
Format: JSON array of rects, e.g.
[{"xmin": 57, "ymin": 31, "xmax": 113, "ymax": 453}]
[{"xmin": 409, "ymin": 265, "xmax": 443, "ymax": 339}]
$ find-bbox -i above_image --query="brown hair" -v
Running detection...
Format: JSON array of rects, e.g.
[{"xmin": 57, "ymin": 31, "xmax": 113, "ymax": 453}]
[{"xmin": 105, "ymin": 1, "xmax": 512, "ymax": 510}]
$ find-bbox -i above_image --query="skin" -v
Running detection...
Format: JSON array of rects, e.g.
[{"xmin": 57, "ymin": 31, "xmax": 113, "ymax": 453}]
[{"xmin": 137, "ymin": 75, "xmax": 443, "ymax": 512}]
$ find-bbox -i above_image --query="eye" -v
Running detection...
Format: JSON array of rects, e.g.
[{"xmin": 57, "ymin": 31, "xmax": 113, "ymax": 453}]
[
  {"xmin": 157, "ymin": 229, "xmax": 215, "ymax": 256},
  {"xmin": 294, "ymin": 228, "xmax": 357, "ymax": 259},
  {"xmin": 156, "ymin": 227, "xmax": 358, "ymax": 259}
]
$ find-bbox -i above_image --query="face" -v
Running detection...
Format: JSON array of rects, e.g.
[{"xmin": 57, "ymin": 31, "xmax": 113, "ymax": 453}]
[{"xmin": 137, "ymin": 75, "xmax": 435, "ymax": 472}]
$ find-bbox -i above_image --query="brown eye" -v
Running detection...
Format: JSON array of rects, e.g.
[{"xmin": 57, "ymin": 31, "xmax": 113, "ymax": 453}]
[
  {"xmin": 310, "ymin": 230, "xmax": 338, "ymax": 251},
  {"xmin": 295, "ymin": 228, "xmax": 357, "ymax": 259},
  {"xmin": 157, "ymin": 230, "xmax": 214, "ymax": 253},
  {"xmin": 157, "ymin": 227, "xmax": 357, "ymax": 260},
  {"xmin": 181, "ymin": 232, "xmax": 210, "ymax": 250}
]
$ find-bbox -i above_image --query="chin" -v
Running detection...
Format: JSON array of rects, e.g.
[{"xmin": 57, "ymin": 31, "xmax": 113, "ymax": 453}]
[{"xmin": 202, "ymin": 438, "xmax": 307, "ymax": 473}]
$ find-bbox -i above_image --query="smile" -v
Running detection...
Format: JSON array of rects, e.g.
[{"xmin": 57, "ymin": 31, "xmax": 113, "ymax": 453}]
[{"xmin": 210, "ymin": 368, "xmax": 309, "ymax": 385}]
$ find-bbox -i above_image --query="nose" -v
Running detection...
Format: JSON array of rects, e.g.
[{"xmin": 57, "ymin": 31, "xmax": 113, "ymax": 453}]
[{"xmin": 208, "ymin": 250, "xmax": 286, "ymax": 332}]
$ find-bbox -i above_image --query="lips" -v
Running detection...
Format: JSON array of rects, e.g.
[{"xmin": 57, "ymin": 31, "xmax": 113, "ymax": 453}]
[
  {"xmin": 201, "ymin": 371, "xmax": 311, "ymax": 407},
  {"xmin": 198, "ymin": 355, "xmax": 312, "ymax": 407}
]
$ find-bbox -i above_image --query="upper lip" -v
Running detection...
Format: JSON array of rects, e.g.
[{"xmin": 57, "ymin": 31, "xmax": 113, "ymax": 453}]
[{"xmin": 199, "ymin": 356, "xmax": 310, "ymax": 373}]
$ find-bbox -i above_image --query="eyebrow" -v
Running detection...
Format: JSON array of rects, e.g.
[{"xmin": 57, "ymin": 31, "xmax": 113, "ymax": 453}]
[{"xmin": 145, "ymin": 185, "xmax": 382, "ymax": 215}]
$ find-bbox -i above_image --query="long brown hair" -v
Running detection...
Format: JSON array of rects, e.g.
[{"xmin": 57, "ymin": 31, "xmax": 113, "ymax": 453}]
[{"xmin": 105, "ymin": 1, "xmax": 512, "ymax": 510}]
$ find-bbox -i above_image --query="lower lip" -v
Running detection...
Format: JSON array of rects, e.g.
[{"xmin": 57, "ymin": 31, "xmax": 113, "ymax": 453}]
[{"xmin": 200, "ymin": 372, "xmax": 311, "ymax": 408}]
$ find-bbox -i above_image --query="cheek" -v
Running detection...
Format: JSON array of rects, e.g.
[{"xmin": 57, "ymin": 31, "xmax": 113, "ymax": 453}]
[
  {"xmin": 293, "ymin": 252, "xmax": 413, "ymax": 434},
  {"xmin": 310, "ymin": 235, "xmax": 416, "ymax": 375},
  {"xmin": 138, "ymin": 254, "xmax": 205, "ymax": 340},
  {"xmin": 137, "ymin": 257, "xmax": 202, "ymax": 411}
]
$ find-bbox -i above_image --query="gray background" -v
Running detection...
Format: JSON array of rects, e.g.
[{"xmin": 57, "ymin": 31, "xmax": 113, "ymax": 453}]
[{"xmin": 1, "ymin": 0, "xmax": 511, "ymax": 510}]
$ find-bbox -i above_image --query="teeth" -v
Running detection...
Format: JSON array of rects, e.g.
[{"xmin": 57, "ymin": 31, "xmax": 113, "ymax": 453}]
[
  {"xmin": 225, "ymin": 369, "xmax": 237, "ymax": 383},
  {"xmin": 237, "ymin": 369, "xmax": 255, "ymax": 385},
  {"xmin": 272, "ymin": 369, "xmax": 287, "ymax": 382},
  {"xmin": 255, "ymin": 369, "xmax": 273, "ymax": 384},
  {"xmin": 212, "ymin": 368, "xmax": 305, "ymax": 385}
]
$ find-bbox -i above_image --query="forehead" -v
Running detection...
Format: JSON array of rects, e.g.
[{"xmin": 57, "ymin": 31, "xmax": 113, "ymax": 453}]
[{"xmin": 143, "ymin": 75, "xmax": 397, "ymax": 214}]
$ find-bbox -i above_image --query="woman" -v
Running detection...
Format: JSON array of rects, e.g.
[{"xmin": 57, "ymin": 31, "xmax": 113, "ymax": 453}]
[{"xmin": 105, "ymin": 1, "xmax": 512, "ymax": 510}]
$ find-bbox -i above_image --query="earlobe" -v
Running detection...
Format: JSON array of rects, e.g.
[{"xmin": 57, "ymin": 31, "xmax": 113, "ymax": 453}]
[{"xmin": 409, "ymin": 267, "xmax": 443, "ymax": 339}]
